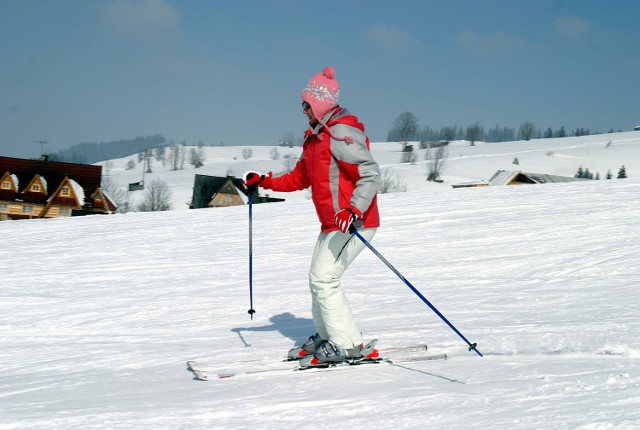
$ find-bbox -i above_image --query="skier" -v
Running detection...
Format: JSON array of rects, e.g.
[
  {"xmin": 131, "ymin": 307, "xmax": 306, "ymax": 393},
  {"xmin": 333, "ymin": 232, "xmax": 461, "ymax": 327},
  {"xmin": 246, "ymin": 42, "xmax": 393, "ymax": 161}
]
[{"xmin": 243, "ymin": 66, "xmax": 381, "ymax": 367}]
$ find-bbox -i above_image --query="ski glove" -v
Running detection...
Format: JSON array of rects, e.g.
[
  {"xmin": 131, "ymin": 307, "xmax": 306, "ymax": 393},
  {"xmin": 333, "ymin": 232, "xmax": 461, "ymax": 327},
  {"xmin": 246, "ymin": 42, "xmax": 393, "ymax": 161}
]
[
  {"xmin": 334, "ymin": 207, "xmax": 360, "ymax": 234},
  {"xmin": 243, "ymin": 171, "xmax": 266, "ymax": 189}
]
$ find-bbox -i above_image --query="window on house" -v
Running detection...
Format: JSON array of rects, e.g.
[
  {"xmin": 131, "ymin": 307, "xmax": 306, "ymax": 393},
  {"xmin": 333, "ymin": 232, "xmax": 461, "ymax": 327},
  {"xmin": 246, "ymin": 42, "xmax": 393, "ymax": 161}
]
[
  {"xmin": 32, "ymin": 184, "xmax": 40, "ymax": 192},
  {"xmin": 23, "ymin": 205, "xmax": 34, "ymax": 214},
  {"xmin": 0, "ymin": 203, "xmax": 8, "ymax": 211},
  {"xmin": 1, "ymin": 181, "xmax": 10, "ymax": 189},
  {"xmin": 61, "ymin": 187, "xmax": 70, "ymax": 196},
  {"xmin": 59, "ymin": 208, "xmax": 71, "ymax": 216}
]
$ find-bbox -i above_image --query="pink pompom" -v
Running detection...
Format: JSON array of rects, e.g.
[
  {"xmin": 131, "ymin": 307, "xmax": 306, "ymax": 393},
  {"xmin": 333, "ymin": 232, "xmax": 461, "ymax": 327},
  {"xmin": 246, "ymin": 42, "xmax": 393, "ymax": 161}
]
[{"xmin": 323, "ymin": 66, "xmax": 336, "ymax": 79}]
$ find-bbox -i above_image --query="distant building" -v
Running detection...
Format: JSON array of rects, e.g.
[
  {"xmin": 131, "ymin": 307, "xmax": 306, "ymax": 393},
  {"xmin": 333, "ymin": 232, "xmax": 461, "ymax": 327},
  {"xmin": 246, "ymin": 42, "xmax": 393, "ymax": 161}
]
[
  {"xmin": 452, "ymin": 170, "xmax": 589, "ymax": 189},
  {"xmin": 0, "ymin": 156, "xmax": 116, "ymax": 220},
  {"xmin": 189, "ymin": 174, "xmax": 284, "ymax": 209}
]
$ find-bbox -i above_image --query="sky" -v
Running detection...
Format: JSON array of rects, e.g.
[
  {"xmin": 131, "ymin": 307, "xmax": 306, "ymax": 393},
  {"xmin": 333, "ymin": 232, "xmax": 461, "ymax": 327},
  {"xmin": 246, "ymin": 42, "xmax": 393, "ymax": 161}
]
[{"xmin": 1, "ymin": 0, "xmax": 639, "ymax": 159}]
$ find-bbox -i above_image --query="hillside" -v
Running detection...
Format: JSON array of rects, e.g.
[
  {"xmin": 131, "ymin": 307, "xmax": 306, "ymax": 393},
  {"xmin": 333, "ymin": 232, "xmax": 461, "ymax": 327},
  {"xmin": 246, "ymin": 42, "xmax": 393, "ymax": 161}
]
[
  {"xmin": 96, "ymin": 131, "xmax": 640, "ymax": 211},
  {"xmin": 2, "ymin": 132, "xmax": 640, "ymax": 429},
  {"xmin": 2, "ymin": 175, "xmax": 639, "ymax": 429}
]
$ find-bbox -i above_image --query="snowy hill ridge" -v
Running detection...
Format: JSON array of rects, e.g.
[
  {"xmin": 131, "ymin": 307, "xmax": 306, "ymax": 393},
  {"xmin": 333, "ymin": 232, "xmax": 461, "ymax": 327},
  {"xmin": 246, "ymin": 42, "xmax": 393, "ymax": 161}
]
[
  {"xmin": 2, "ymin": 165, "xmax": 640, "ymax": 428},
  {"xmin": 97, "ymin": 131, "xmax": 640, "ymax": 211}
]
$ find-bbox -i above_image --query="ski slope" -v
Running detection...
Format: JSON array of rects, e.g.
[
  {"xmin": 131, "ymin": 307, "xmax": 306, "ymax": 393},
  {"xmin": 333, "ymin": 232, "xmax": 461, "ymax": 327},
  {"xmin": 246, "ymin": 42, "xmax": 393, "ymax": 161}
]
[{"xmin": 2, "ymin": 133, "xmax": 640, "ymax": 429}]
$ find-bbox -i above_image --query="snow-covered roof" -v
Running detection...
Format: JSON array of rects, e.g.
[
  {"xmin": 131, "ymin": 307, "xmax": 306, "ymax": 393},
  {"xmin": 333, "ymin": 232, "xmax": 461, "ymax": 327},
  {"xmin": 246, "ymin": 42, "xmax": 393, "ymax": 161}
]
[
  {"xmin": 488, "ymin": 170, "xmax": 587, "ymax": 186},
  {"xmin": 68, "ymin": 178, "xmax": 85, "ymax": 203},
  {"xmin": 38, "ymin": 175, "xmax": 48, "ymax": 193}
]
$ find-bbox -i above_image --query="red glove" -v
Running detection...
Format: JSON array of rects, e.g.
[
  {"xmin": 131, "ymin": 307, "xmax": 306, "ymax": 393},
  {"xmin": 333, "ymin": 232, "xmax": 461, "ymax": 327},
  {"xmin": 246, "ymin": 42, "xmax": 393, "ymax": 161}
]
[
  {"xmin": 334, "ymin": 207, "xmax": 359, "ymax": 233},
  {"xmin": 243, "ymin": 171, "xmax": 265, "ymax": 189}
]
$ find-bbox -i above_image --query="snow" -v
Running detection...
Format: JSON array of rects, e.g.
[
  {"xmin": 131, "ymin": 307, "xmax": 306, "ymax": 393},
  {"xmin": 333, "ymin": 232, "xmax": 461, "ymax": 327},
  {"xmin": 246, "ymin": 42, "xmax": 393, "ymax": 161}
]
[
  {"xmin": 38, "ymin": 175, "xmax": 47, "ymax": 194},
  {"xmin": 67, "ymin": 178, "xmax": 85, "ymax": 204},
  {"xmin": 2, "ymin": 132, "xmax": 640, "ymax": 429},
  {"xmin": 10, "ymin": 173, "xmax": 19, "ymax": 190},
  {"xmin": 98, "ymin": 131, "xmax": 640, "ymax": 209}
]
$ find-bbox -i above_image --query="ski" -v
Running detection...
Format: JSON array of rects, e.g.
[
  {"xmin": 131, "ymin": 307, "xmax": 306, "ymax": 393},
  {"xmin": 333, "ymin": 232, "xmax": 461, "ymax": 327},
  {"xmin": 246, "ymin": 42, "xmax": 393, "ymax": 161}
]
[
  {"xmin": 189, "ymin": 353, "xmax": 446, "ymax": 381},
  {"xmin": 187, "ymin": 343, "xmax": 428, "ymax": 373}
]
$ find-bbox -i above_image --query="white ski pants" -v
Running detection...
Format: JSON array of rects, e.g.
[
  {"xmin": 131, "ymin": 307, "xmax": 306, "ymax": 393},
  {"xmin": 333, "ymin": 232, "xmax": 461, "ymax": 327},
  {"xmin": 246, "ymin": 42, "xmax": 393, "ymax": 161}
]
[{"xmin": 308, "ymin": 228, "xmax": 376, "ymax": 349}]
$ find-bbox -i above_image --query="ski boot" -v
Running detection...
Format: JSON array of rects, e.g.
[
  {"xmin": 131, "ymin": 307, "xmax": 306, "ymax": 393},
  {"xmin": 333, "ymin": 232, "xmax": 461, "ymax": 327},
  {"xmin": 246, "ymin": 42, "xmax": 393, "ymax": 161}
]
[
  {"xmin": 299, "ymin": 339, "xmax": 379, "ymax": 368},
  {"xmin": 287, "ymin": 333, "xmax": 324, "ymax": 360}
]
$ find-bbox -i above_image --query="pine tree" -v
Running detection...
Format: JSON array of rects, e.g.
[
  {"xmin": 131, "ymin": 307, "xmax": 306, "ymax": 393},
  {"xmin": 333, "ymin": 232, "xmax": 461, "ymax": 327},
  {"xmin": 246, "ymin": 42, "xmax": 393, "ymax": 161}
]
[
  {"xmin": 584, "ymin": 168, "xmax": 593, "ymax": 179},
  {"xmin": 617, "ymin": 165, "xmax": 627, "ymax": 179},
  {"xmin": 558, "ymin": 126, "xmax": 566, "ymax": 138}
]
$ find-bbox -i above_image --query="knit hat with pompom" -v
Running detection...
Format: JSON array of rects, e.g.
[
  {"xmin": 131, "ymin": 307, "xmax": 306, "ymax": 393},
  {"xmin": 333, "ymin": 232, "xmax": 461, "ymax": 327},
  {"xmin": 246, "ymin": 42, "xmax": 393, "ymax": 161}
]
[{"xmin": 301, "ymin": 66, "xmax": 340, "ymax": 120}]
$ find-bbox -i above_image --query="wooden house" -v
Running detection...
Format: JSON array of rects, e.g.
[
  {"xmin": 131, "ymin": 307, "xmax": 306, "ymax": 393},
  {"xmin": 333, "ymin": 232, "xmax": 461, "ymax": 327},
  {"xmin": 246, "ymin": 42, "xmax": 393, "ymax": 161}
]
[
  {"xmin": 189, "ymin": 174, "xmax": 284, "ymax": 209},
  {"xmin": 452, "ymin": 170, "xmax": 589, "ymax": 189},
  {"xmin": 91, "ymin": 188, "xmax": 118, "ymax": 213},
  {"xmin": 487, "ymin": 170, "xmax": 589, "ymax": 185},
  {"xmin": 0, "ymin": 156, "xmax": 116, "ymax": 220},
  {"xmin": 208, "ymin": 178, "xmax": 246, "ymax": 207}
]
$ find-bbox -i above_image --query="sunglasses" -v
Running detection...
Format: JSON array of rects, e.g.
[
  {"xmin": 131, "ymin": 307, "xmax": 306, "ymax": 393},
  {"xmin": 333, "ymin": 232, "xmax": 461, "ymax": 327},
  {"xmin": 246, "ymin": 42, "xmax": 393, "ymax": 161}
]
[{"xmin": 302, "ymin": 101, "xmax": 311, "ymax": 110}]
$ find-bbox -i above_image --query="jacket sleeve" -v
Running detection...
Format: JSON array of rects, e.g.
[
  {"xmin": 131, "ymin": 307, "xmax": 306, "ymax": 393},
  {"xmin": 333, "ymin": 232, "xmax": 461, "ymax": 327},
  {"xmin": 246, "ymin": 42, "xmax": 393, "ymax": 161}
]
[
  {"xmin": 264, "ymin": 153, "xmax": 311, "ymax": 192},
  {"xmin": 330, "ymin": 124, "xmax": 380, "ymax": 216}
]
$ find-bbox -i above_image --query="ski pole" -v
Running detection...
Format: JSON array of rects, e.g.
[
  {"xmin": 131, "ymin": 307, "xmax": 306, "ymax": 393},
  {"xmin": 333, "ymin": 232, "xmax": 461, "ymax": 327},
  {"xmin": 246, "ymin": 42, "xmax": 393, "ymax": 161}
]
[
  {"xmin": 349, "ymin": 226, "xmax": 482, "ymax": 357},
  {"xmin": 247, "ymin": 189, "xmax": 256, "ymax": 319}
]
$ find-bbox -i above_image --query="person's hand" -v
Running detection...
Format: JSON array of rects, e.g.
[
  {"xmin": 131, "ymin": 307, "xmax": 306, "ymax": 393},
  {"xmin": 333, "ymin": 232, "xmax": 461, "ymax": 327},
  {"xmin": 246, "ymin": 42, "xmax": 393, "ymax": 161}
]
[
  {"xmin": 334, "ymin": 207, "xmax": 359, "ymax": 233},
  {"xmin": 243, "ymin": 171, "xmax": 265, "ymax": 189}
]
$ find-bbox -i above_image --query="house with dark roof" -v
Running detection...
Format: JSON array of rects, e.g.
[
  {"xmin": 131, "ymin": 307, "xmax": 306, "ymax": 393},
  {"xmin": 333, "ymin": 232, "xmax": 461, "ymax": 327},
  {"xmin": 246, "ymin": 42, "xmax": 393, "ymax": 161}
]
[
  {"xmin": 189, "ymin": 174, "xmax": 284, "ymax": 209},
  {"xmin": 0, "ymin": 156, "xmax": 116, "ymax": 220},
  {"xmin": 452, "ymin": 170, "xmax": 589, "ymax": 189}
]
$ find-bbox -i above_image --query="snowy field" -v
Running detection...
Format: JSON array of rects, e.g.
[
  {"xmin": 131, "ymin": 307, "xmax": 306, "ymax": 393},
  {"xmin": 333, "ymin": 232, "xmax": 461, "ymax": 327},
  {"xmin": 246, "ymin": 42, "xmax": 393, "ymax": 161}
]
[{"xmin": 2, "ymin": 132, "xmax": 640, "ymax": 429}]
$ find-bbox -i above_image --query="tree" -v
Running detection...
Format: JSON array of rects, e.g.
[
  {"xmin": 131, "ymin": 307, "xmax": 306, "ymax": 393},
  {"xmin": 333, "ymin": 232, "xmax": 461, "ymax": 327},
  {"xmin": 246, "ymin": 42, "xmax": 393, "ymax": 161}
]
[
  {"xmin": 486, "ymin": 125, "xmax": 515, "ymax": 142},
  {"xmin": 584, "ymin": 168, "xmax": 593, "ymax": 179},
  {"xmin": 137, "ymin": 149, "xmax": 153, "ymax": 173},
  {"xmin": 179, "ymin": 142, "xmax": 187, "ymax": 170},
  {"xmin": 189, "ymin": 147, "xmax": 205, "ymax": 168},
  {"xmin": 378, "ymin": 168, "xmax": 407, "ymax": 193},
  {"xmin": 558, "ymin": 126, "xmax": 566, "ymax": 138},
  {"xmin": 575, "ymin": 166, "xmax": 594, "ymax": 179},
  {"xmin": 282, "ymin": 154, "xmax": 297, "ymax": 172},
  {"xmin": 465, "ymin": 123, "xmax": 483, "ymax": 146},
  {"xmin": 155, "ymin": 146, "xmax": 166, "ymax": 164},
  {"xmin": 390, "ymin": 112, "xmax": 418, "ymax": 150},
  {"xmin": 167, "ymin": 142, "xmax": 184, "ymax": 171},
  {"xmin": 518, "ymin": 122, "xmax": 536, "ymax": 141},
  {"xmin": 270, "ymin": 147, "xmax": 281, "ymax": 160},
  {"xmin": 137, "ymin": 179, "xmax": 173, "ymax": 212},
  {"xmin": 242, "ymin": 148, "xmax": 253, "ymax": 160},
  {"xmin": 617, "ymin": 165, "xmax": 627, "ymax": 179},
  {"xmin": 400, "ymin": 145, "xmax": 416, "ymax": 164},
  {"xmin": 100, "ymin": 176, "xmax": 130, "ymax": 213},
  {"xmin": 442, "ymin": 126, "xmax": 458, "ymax": 142},
  {"xmin": 425, "ymin": 145, "xmax": 449, "ymax": 181}
]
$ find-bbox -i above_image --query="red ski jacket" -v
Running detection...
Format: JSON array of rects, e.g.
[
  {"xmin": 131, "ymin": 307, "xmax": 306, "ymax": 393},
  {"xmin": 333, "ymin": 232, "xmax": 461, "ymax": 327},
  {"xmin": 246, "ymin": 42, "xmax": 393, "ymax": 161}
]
[{"xmin": 264, "ymin": 107, "xmax": 380, "ymax": 233}]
